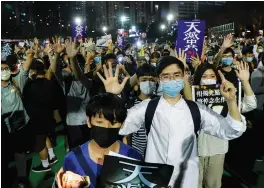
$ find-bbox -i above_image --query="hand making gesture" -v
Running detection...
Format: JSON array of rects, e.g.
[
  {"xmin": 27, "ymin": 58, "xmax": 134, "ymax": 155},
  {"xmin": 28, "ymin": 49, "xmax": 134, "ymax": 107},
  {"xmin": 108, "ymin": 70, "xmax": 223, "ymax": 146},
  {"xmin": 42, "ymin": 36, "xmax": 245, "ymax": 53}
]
[
  {"xmin": 97, "ymin": 61, "xmax": 130, "ymax": 95},
  {"xmin": 218, "ymin": 70, "xmax": 237, "ymax": 102}
]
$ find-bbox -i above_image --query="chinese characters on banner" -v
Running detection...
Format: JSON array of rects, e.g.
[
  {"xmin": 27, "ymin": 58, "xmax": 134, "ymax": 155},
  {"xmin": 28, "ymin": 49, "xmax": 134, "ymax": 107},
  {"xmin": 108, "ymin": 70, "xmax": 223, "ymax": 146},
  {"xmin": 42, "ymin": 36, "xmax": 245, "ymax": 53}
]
[
  {"xmin": 72, "ymin": 23, "xmax": 85, "ymax": 40},
  {"xmin": 192, "ymin": 84, "xmax": 241, "ymax": 115},
  {"xmin": 99, "ymin": 155, "xmax": 174, "ymax": 188},
  {"xmin": 1, "ymin": 42, "xmax": 13, "ymax": 61},
  {"xmin": 117, "ymin": 34, "xmax": 124, "ymax": 49},
  {"xmin": 176, "ymin": 20, "xmax": 205, "ymax": 62}
]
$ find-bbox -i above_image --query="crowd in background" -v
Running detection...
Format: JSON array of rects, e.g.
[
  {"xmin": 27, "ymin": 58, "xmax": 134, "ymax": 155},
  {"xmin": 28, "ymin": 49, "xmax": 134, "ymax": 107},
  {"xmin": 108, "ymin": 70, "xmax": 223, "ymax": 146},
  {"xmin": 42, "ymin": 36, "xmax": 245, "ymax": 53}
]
[{"xmin": 1, "ymin": 33, "xmax": 264, "ymax": 188}]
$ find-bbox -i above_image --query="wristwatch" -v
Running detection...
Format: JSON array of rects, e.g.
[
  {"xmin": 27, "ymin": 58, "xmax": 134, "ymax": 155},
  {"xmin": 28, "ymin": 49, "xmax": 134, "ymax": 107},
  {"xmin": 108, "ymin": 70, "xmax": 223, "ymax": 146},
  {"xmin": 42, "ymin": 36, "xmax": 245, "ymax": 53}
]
[{"xmin": 82, "ymin": 176, "xmax": 90, "ymax": 187}]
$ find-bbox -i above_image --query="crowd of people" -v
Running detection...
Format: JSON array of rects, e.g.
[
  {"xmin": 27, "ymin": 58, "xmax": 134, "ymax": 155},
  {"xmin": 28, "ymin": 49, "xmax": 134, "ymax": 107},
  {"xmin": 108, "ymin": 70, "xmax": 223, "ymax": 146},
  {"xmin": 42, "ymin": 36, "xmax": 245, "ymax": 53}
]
[{"xmin": 1, "ymin": 33, "xmax": 264, "ymax": 188}]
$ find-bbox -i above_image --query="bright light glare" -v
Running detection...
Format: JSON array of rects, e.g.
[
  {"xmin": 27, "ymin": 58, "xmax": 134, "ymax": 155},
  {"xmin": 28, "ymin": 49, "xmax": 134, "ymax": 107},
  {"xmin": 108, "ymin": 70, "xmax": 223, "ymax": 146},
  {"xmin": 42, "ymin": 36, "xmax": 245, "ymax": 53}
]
[
  {"xmin": 102, "ymin": 26, "xmax": 107, "ymax": 32},
  {"xmin": 75, "ymin": 17, "xmax": 82, "ymax": 24},
  {"xmin": 121, "ymin": 16, "xmax": 126, "ymax": 22},
  {"xmin": 160, "ymin": 24, "xmax": 166, "ymax": 30},
  {"xmin": 137, "ymin": 41, "xmax": 141, "ymax": 47},
  {"xmin": 167, "ymin": 14, "xmax": 173, "ymax": 21},
  {"xmin": 132, "ymin": 26, "xmax": 136, "ymax": 31}
]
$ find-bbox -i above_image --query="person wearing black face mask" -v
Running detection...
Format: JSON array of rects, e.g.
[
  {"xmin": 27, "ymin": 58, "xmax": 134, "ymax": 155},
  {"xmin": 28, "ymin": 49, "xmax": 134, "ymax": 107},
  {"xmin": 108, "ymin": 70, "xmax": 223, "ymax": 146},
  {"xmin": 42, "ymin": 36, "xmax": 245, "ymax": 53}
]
[{"xmin": 55, "ymin": 93, "xmax": 142, "ymax": 188}]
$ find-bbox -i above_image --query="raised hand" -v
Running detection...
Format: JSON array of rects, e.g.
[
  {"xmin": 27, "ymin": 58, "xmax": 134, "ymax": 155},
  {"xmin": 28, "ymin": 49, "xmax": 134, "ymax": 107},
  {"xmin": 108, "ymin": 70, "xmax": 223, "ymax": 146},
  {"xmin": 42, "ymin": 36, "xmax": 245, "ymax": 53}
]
[
  {"xmin": 218, "ymin": 70, "xmax": 236, "ymax": 102},
  {"xmin": 26, "ymin": 46, "xmax": 35, "ymax": 57},
  {"xmin": 53, "ymin": 37, "xmax": 65, "ymax": 54},
  {"xmin": 222, "ymin": 33, "xmax": 233, "ymax": 49},
  {"xmin": 97, "ymin": 61, "xmax": 129, "ymax": 94},
  {"xmin": 190, "ymin": 53, "xmax": 202, "ymax": 69},
  {"xmin": 235, "ymin": 61, "xmax": 250, "ymax": 81},
  {"xmin": 175, "ymin": 48, "xmax": 187, "ymax": 66},
  {"xmin": 66, "ymin": 38, "xmax": 79, "ymax": 59}
]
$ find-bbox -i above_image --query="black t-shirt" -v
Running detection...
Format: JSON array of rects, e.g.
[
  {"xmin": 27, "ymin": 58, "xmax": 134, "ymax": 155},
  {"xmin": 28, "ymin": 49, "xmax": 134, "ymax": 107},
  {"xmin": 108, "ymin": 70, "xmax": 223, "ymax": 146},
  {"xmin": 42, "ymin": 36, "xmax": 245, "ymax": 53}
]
[{"xmin": 23, "ymin": 78, "xmax": 60, "ymax": 130}]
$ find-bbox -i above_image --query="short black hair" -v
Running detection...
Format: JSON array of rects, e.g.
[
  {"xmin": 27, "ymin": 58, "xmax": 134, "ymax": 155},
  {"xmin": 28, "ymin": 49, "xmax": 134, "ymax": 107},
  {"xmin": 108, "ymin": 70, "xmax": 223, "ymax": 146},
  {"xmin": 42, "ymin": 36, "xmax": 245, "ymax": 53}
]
[
  {"xmin": 242, "ymin": 46, "xmax": 253, "ymax": 55},
  {"xmin": 31, "ymin": 59, "xmax": 46, "ymax": 75},
  {"xmin": 6, "ymin": 54, "xmax": 18, "ymax": 67},
  {"xmin": 86, "ymin": 93, "xmax": 127, "ymax": 124},
  {"xmin": 156, "ymin": 56, "xmax": 185, "ymax": 76},
  {"xmin": 193, "ymin": 64, "xmax": 220, "ymax": 85},
  {"xmin": 223, "ymin": 48, "xmax": 235, "ymax": 57},
  {"xmin": 136, "ymin": 63, "xmax": 156, "ymax": 78},
  {"xmin": 151, "ymin": 52, "xmax": 161, "ymax": 59},
  {"xmin": 101, "ymin": 53, "xmax": 117, "ymax": 66}
]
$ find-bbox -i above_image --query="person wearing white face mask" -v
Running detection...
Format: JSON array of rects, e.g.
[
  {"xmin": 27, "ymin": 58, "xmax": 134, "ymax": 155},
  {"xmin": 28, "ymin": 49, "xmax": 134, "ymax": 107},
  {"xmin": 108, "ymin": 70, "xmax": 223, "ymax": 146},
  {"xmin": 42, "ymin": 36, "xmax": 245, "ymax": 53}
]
[
  {"xmin": 125, "ymin": 64, "xmax": 157, "ymax": 157},
  {"xmin": 119, "ymin": 56, "xmax": 246, "ymax": 188},
  {"xmin": 193, "ymin": 63, "xmax": 256, "ymax": 188},
  {"xmin": 150, "ymin": 51, "xmax": 160, "ymax": 67},
  {"xmin": 1, "ymin": 49, "xmax": 35, "ymax": 187}
]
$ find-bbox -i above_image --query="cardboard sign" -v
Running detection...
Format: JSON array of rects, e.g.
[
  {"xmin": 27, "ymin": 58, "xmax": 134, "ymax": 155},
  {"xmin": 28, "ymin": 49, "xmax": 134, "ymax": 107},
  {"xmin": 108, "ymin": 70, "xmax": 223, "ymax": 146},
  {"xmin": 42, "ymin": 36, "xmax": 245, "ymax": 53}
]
[{"xmin": 96, "ymin": 35, "xmax": 112, "ymax": 47}]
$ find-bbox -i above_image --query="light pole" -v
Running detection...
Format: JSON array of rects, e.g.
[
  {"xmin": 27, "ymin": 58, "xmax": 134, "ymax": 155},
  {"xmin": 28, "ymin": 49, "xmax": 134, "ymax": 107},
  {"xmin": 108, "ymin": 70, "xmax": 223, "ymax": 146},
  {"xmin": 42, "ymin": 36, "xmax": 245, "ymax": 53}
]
[
  {"xmin": 167, "ymin": 14, "xmax": 174, "ymax": 28},
  {"xmin": 102, "ymin": 26, "xmax": 107, "ymax": 35},
  {"xmin": 160, "ymin": 24, "xmax": 166, "ymax": 36},
  {"xmin": 121, "ymin": 15, "xmax": 126, "ymax": 28}
]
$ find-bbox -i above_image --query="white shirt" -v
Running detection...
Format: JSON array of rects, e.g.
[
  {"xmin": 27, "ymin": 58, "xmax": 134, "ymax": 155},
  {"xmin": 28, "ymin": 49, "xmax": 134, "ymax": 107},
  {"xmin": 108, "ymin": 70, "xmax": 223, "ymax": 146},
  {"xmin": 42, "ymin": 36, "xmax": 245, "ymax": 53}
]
[
  {"xmin": 198, "ymin": 94, "xmax": 257, "ymax": 157},
  {"xmin": 119, "ymin": 96, "xmax": 246, "ymax": 188}
]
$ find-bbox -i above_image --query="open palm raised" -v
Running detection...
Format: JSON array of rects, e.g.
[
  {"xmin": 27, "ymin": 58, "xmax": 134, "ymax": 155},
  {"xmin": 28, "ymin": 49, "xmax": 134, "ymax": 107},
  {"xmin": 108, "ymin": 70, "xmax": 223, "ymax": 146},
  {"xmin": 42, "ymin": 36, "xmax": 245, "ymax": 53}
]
[{"xmin": 97, "ymin": 62, "xmax": 130, "ymax": 95}]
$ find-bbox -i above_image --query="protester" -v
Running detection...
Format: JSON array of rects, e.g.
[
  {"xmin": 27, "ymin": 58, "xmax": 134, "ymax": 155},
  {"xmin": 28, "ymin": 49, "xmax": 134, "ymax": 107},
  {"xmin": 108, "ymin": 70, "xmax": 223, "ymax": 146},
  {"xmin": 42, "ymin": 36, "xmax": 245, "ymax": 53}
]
[
  {"xmin": 23, "ymin": 59, "xmax": 59, "ymax": 172},
  {"xmin": 1, "ymin": 49, "xmax": 34, "ymax": 186},
  {"xmin": 54, "ymin": 63, "xmax": 141, "ymax": 188},
  {"xmin": 119, "ymin": 56, "xmax": 246, "ymax": 188}
]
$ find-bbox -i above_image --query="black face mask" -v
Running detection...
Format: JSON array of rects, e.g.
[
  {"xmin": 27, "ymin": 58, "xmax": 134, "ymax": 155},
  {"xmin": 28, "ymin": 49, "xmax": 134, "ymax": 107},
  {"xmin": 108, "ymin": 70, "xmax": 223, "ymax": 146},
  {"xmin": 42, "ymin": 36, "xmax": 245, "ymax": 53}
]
[{"xmin": 91, "ymin": 125, "xmax": 120, "ymax": 148}]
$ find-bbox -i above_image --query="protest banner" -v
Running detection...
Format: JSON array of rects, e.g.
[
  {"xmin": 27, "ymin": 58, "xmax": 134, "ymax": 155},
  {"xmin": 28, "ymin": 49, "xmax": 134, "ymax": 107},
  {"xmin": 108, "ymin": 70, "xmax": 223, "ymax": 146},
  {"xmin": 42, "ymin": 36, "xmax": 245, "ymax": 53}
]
[
  {"xmin": 117, "ymin": 34, "xmax": 124, "ymax": 49},
  {"xmin": 192, "ymin": 83, "xmax": 241, "ymax": 114},
  {"xmin": 176, "ymin": 20, "xmax": 205, "ymax": 62},
  {"xmin": 72, "ymin": 23, "xmax": 85, "ymax": 40},
  {"xmin": 96, "ymin": 34, "xmax": 112, "ymax": 47},
  {"xmin": 1, "ymin": 41, "xmax": 14, "ymax": 61},
  {"xmin": 99, "ymin": 155, "xmax": 174, "ymax": 188}
]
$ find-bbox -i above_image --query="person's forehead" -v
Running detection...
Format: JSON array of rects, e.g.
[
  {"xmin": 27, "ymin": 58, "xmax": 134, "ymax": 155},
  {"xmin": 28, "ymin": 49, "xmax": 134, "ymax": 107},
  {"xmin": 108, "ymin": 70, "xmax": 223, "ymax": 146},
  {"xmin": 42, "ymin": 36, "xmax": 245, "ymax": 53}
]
[
  {"xmin": 203, "ymin": 69, "xmax": 215, "ymax": 75},
  {"xmin": 223, "ymin": 52, "xmax": 232, "ymax": 56},
  {"xmin": 1, "ymin": 64, "xmax": 8, "ymax": 68},
  {"xmin": 161, "ymin": 64, "xmax": 182, "ymax": 74},
  {"xmin": 139, "ymin": 75, "xmax": 154, "ymax": 79}
]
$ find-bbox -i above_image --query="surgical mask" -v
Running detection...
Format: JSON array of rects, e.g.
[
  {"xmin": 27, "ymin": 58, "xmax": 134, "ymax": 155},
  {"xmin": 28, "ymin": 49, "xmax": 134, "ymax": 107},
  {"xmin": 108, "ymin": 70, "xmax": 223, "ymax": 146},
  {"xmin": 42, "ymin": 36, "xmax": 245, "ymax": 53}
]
[
  {"xmin": 246, "ymin": 57, "xmax": 253, "ymax": 63},
  {"xmin": 145, "ymin": 56, "xmax": 150, "ymax": 62},
  {"xmin": 151, "ymin": 63, "xmax": 156, "ymax": 67},
  {"xmin": 160, "ymin": 79, "xmax": 184, "ymax": 97},
  {"xmin": 207, "ymin": 56, "xmax": 214, "ymax": 61},
  {"xmin": 1, "ymin": 70, "xmax": 11, "ymax": 81},
  {"xmin": 94, "ymin": 57, "xmax": 101, "ymax": 63},
  {"xmin": 258, "ymin": 49, "xmax": 263, "ymax": 53},
  {"xmin": 234, "ymin": 49, "xmax": 240, "ymax": 54},
  {"xmin": 200, "ymin": 79, "xmax": 217, "ymax": 85},
  {"xmin": 139, "ymin": 81, "xmax": 156, "ymax": 95},
  {"xmin": 221, "ymin": 58, "xmax": 233, "ymax": 66},
  {"xmin": 91, "ymin": 126, "xmax": 120, "ymax": 148}
]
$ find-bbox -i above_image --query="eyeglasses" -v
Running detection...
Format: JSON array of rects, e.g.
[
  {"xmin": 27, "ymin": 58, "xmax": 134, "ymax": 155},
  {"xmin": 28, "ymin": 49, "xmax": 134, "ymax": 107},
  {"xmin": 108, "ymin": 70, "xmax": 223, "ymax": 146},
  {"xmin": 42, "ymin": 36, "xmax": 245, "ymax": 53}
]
[{"xmin": 160, "ymin": 73, "xmax": 183, "ymax": 81}]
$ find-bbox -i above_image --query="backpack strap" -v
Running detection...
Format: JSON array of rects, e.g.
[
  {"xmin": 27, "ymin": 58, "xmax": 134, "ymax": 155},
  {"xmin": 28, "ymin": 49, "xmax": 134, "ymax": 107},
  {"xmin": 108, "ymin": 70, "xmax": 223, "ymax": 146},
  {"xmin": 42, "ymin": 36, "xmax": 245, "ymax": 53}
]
[
  {"xmin": 185, "ymin": 100, "xmax": 201, "ymax": 137},
  {"xmin": 10, "ymin": 79, "xmax": 23, "ymax": 98},
  {"xmin": 72, "ymin": 146, "xmax": 96, "ymax": 186},
  {"xmin": 145, "ymin": 97, "xmax": 161, "ymax": 136}
]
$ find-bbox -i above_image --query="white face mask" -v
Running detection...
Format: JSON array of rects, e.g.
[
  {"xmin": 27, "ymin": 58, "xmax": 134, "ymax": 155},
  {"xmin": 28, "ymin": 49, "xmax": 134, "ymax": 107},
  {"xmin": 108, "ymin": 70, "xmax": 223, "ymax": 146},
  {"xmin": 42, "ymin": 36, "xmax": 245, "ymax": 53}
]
[
  {"xmin": 200, "ymin": 79, "xmax": 217, "ymax": 85},
  {"xmin": 139, "ymin": 81, "xmax": 156, "ymax": 95},
  {"xmin": 151, "ymin": 63, "xmax": 156, "ymax": 67},
  {"xmin": 1, "ymin": 70, "xmax": 11, "ymax": 81},
  {"xmin": 145, "ymin": 56, "xmax": 150, "ymax": 62},
  {"xmin": 258, "ymin": 49, "xmax": 263, "ymax": 53}
]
